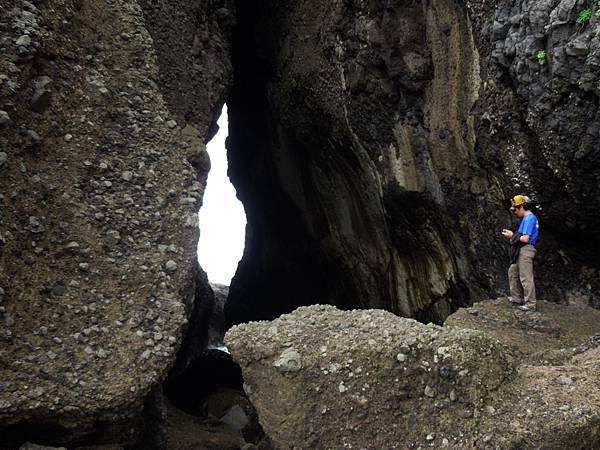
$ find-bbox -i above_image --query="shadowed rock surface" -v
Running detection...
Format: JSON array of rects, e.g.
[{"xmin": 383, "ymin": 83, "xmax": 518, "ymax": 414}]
[
  {"xmin": 0, "ymin": 0, "xmax": 232, "ymax": 446},
  {"xmin": 226, "ymin": 304, "xmax": 600, "ymax": 449},
  {"xmin": 225, "ymin": 0, "xmax": 600, "ymax": 326},
  {"xmin": 225, "ymin": 0, "xmax": 501, "ymax": 326}
]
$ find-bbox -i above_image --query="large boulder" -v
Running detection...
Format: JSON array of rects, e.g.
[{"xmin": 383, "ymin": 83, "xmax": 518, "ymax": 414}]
[
  {"xmin": 226, "ymin": 304, "xmax": 600, "ymax": 449},
  {"xmin": 0, "ymin": 0, "xmax": 232, "ymax": 446}
]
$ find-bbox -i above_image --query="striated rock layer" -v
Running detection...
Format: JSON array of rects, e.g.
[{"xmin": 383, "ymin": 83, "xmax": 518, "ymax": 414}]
[
  {"xmin": 226, "ymin": 303, "xmax": 600, "ymax": 449},
  {"xmin": 226, "ymin": 0, "xmax": 505, "ymax": 326},
  {"xmin": 0, "ymin": 0, "xmax": 232, "ymax": 446}
]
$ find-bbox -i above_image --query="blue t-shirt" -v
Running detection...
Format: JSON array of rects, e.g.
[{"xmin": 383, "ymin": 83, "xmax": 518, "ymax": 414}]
[{"xmin": 518, "ymin": 213, "xmax": 539, "ymax": 245}]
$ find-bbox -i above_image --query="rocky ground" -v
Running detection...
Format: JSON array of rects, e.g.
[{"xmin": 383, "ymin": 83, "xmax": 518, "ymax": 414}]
[
  {"xmin": 446, "ymin": 297, "xmax": 600, "ymax": 363},
  {"xmin": 226, "ymin": 301, "xmax": 600, "ymax": 449}
]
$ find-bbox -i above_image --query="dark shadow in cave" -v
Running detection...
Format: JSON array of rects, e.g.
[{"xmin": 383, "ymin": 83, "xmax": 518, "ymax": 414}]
[
  {"xmin": 163, "ymin": 349, "xmax": 243, "ymax": 416},
  {"xmin": 222, "ymin": 0, "xmax": 473, "ymax": 328},
  {"xmin": 225, "ymin": 1, "xmax": 330, "ymax": 325}
]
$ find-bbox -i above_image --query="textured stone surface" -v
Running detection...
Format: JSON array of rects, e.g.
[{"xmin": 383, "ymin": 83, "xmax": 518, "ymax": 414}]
[
  {"xmin": 1, "ymin": 0, "xmax": 600, "ymax": 446},
  {"xmin": 0, "ymin": 0, "xmax": 232, "ymax": 446},
  {"xmin": 226, "ymin": 0, "xmax": 505, "ymax": 327},
  {"xmin": 445, "ymin": 297, "xmax": 600, "ymax": 364},
  {"xmin": 226, "ymin": 304, "xmax": 600, "ymax": 449},
  {"xmin": 467, "ymin": 0, "xmax": 600, "ymax": 305}
]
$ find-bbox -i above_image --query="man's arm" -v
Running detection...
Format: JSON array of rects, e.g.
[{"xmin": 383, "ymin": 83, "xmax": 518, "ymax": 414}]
[{"xmin": 519, "ymin": 216, "xmax": 534, "ymax": 243}]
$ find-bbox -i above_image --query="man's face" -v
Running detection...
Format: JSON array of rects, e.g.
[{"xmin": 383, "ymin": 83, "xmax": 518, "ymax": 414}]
[{"xmin": 513, "ymin": 206, "xmax": 525, "ymax": 218}]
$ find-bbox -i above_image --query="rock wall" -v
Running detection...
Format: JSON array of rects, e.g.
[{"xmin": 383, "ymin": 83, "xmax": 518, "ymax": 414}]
[
  {"xmin": 467, "ymin": 0, "xmax": 600, "ymax": 305},
  {"xmin": 225, "ymin": 0, "xmax": 510, "ymax": 326},
  {"xmin": 0, "ymin": 0, "xmax": 232, "ymax": 446},
  {"xmin": 225, "ymin": 0, "xmax": 600, "ymax": 326}
]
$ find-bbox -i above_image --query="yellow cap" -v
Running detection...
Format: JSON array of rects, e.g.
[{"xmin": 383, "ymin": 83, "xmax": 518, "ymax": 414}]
[{"xmin": 510, "ymin": 194, "xmax": 529, "ymax": 210}]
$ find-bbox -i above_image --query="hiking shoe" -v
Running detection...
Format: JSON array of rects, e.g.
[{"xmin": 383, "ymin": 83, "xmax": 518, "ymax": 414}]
[
  {"xmin": 508, "ymin": 297, "xmax": 524, "ymax": 305},
  {"xmin": 517, "ymin": 305, "xmax": 536, "ymax": 312}
]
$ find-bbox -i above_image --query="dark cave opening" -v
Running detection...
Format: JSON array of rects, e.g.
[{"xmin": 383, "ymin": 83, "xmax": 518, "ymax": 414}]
[
  {"xmin": 1, "ymin": 423, "xmax": 71, "ymax": 448},
  {"xmin": 163, "ymin": 349, "xmax": 244, "ymax": 416}
]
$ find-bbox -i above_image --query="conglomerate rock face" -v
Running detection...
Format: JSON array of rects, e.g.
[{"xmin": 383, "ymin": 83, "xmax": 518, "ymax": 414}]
[
  {"xmin": 226, "ymin": 304, "xmax": 600, "ymax": 449},
  {"xmin": 0, "ymin": 0, "xmax": 232, "ymax": 446}
]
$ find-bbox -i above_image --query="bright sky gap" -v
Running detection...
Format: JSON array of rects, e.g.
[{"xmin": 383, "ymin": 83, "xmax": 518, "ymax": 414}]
[{"xmin": 197, "ymin": 105, "xmax": 247, "ymax": 285}]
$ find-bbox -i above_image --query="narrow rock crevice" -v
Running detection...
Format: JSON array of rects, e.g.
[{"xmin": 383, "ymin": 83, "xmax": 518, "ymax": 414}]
[{"xmin": 224, "ymin": 0, "xmax": 491, "ymax": 327}]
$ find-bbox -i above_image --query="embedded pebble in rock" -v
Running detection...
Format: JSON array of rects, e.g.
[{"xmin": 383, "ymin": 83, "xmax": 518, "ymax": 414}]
[
  {"xmin": 16, "ymin": 35, "xmax": 31, "ymax": 48},
  {"xmin": 273, "ymin": 347, "xmax": 302, "ymax": 373},
  {"xmin": 64, "ymin": 133, "xmax": 73, "ymax": 142},
  {"xmin": 105, "ymin": 230, "xmax": 120, "ymax": 245},
  {"xmin": 0, "ymin": 152, "xmax": 7, "ymax": 167},
  {"xmin": 557, "ymin": 375, "xmax": 573, "ymax": 385},
  {"xmin": 0, "ymin": 111, "xmax": 10, "ymax": 125},
  {"xmin": 26, "ymin": 130, "xmax": 41, "ymax": 144},
  {"xmin": 64, "ymin": 241, "xmax": 80, "ymax": 252},
  {"xmin": 30, "ymin": 76, "xmax": 53, "ymax": 113},
  {"xmin": 449, "ymin": 389, "xmax": 458, "ymax": 402},
  {"xmin": 165, "ymin": 260, "xmax": 177, "ymax": 272},
  {"xmin": 424, "ymin": 385, "xmax": 436, "ymax": 398}
]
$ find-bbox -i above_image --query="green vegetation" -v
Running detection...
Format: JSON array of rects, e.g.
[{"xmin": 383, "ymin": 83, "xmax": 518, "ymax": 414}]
[
  {"xmin": 577, "ymin": 8, "xmax": 592, "ymax": 24},
  {"xmin": 537, "ymin": 50, "xmax": 547, "ymax": 65}
]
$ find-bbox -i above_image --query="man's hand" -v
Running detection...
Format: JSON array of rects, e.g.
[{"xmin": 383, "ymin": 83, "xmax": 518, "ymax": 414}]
[{"xmin": 501, "ymin": 229, "xmax": 513, "ymax": 238}]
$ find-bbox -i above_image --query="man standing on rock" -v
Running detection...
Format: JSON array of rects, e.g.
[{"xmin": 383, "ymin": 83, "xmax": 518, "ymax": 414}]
[{"xmin": 501, "ymin": 195, "xmax": 539, "ymax": 312}]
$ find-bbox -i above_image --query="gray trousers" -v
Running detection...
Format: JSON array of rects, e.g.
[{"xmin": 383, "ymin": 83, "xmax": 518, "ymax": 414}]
[{"xmin": 508, "ymin": 244, "xmax": 537, "ymax": 308}]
